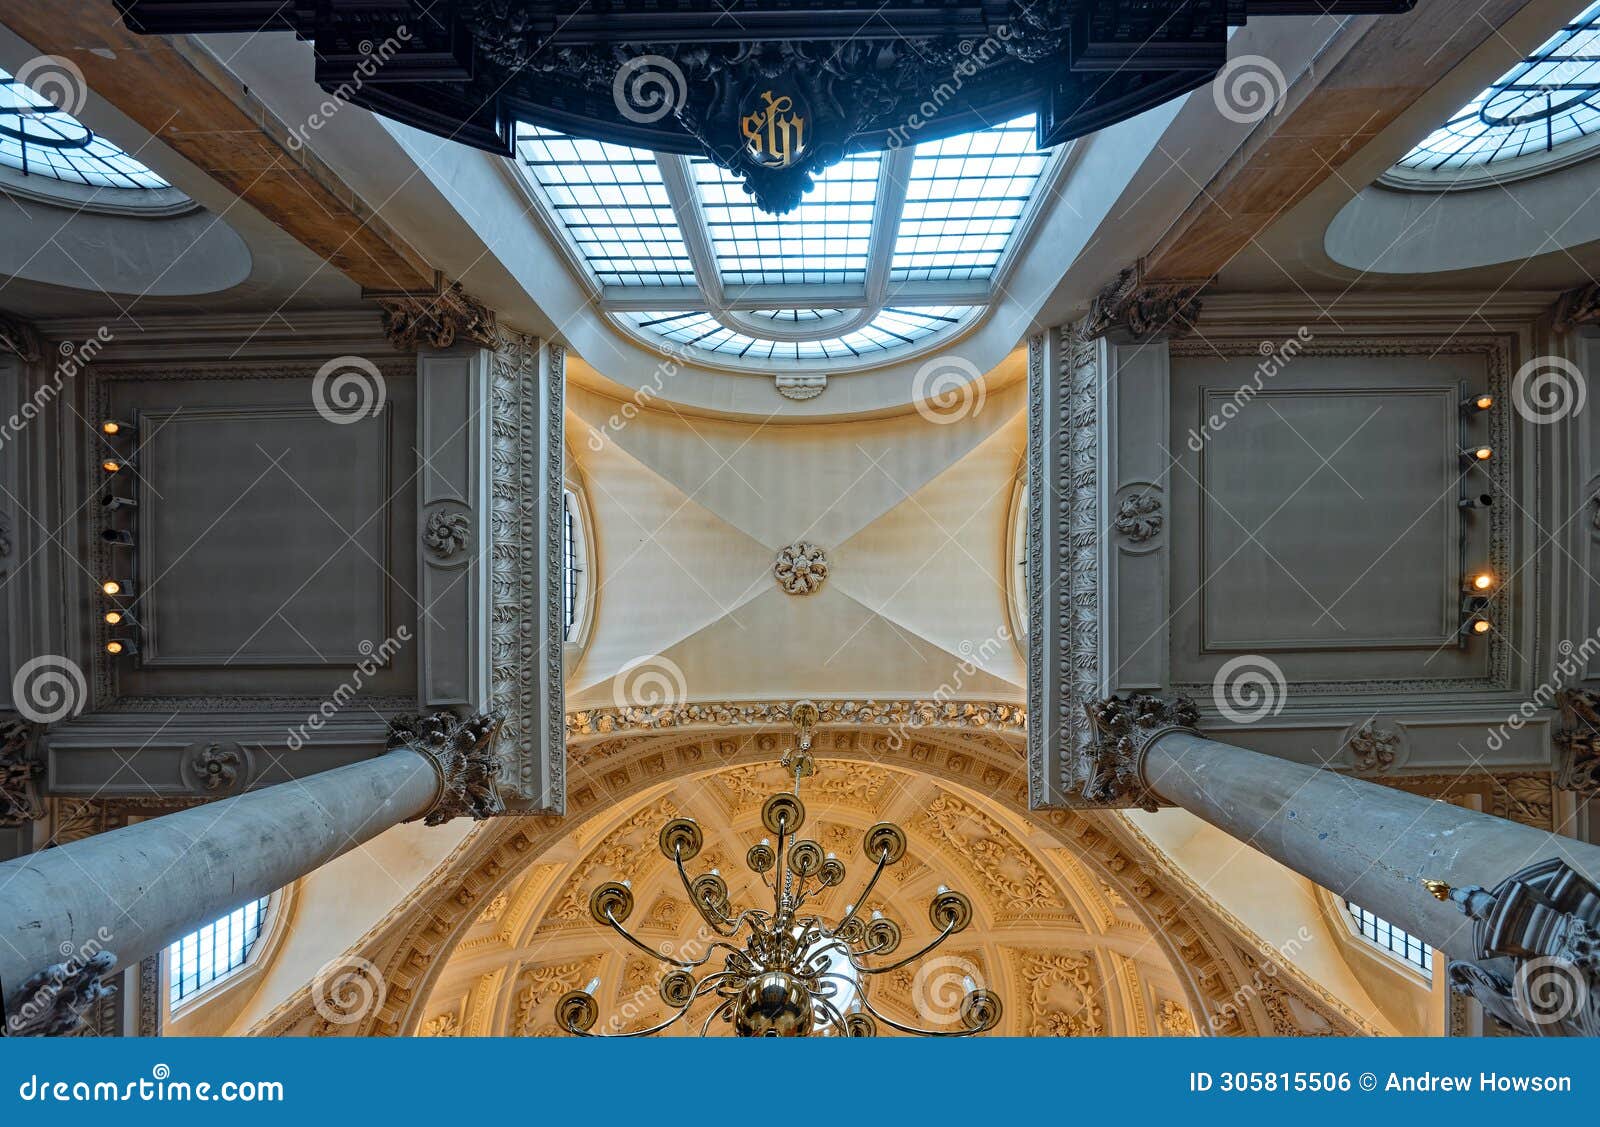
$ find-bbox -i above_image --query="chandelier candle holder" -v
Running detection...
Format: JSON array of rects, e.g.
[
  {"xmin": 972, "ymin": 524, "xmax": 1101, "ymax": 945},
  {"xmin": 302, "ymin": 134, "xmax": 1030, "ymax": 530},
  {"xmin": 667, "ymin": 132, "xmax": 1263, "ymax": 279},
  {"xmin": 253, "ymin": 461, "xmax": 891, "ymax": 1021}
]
[{"xmin": 556, "ymin": 702, "xmax": 1001, "ymax": 1037}]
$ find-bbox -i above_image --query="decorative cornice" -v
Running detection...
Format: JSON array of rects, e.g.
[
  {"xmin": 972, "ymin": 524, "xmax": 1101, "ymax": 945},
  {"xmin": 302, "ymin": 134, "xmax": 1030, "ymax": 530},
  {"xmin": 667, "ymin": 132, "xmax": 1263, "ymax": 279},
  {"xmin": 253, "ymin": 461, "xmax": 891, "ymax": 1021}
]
[
  {"xmin": 1556, "ymin": 690, "xmax": 1600, "ymax": 798},
  {"xmin": 0, "ymin": 311, "xmax": 42, "ymax": 362},
  {"xmin": 0, "ymin": 715, "xmax": 44, "ymax": 827},
  {"xmin": 387, "ymin": 711, "xmax": 507, "ymax": 825},
  {"xmin": 1079, "ymin": 694, "xmax": 1200, "ymax": 811},
  {"xmin": 1081, "ymin": 266, "xmax": 1207, "ymax": 342},
  {"xmin": 565, "ymin": 698, "xmax": 1026, "ymax": 742},
  {"xmin": 376, "ymin": 281, "xmax": 497, "ymax": 351},
  {"xmin": 1552, "ymin": 282, "xmax": 1600, "ymax": 334}
]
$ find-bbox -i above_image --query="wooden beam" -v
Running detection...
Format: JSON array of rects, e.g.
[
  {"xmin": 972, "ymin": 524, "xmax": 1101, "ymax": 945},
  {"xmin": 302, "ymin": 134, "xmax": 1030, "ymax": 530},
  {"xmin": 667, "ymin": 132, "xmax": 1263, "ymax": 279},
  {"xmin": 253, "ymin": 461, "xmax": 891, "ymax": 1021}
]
[
  {"xmin": 0, "ymin": 0, "xmax": 436, "ymax": 292},
  {"xmin": 1144, "ymin": 0, "xmax": 1536, "ymax": 281}
]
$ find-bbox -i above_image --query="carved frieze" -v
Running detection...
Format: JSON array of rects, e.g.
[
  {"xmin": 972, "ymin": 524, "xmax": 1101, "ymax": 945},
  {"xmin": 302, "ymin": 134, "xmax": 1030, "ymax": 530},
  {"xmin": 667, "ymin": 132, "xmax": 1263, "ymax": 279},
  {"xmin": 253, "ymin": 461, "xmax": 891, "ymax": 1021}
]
[
  {"xmin": 1081, "ymin": 267, "xmax": 1206, "ymax": 342},
  {"xmin": 567, "ymin": 698, "xmax": 1025, "ymax": 741},
  {"xmin": 0, "ymin": 715, "xmax": 43, "ymax": 827},
  {"xmin": 1556, "ymin": 690, "xmax": 1600, "ymax": 798}
]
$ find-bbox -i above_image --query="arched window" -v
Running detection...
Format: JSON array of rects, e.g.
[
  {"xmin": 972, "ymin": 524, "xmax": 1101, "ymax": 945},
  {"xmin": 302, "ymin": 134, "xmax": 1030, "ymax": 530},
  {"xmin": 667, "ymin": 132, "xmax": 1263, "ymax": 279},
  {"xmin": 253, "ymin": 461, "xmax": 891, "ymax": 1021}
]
[
  {"xmin": 1344, "ymin": 900, "xmax": 1432, "ymax": 977},
  {"xmin": 168, "ymin": 897, "xmax": 270, "ymax": 1010},
  {"xmin": 563, "ymin": 488, "xmax": 585, "ymax": 641},
  {"xmin": 1392, "ymin": 2, "xmax": 1600, "ymax": 184},
  {"xmin": 0, "ymin": 67, "xmax": 170, "ymax": 190}
]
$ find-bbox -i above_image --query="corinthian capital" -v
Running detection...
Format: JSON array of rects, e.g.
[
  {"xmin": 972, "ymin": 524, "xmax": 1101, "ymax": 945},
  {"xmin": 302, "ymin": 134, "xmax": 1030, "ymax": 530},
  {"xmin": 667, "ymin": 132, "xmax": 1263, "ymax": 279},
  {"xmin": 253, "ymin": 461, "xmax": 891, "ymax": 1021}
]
[
  {"xmin": 1080, "ymin": 267, "xmax": 1207, "ymax": 343},
  {"xmin": 1080, "ymin": 694, "xmax": 1199, "ymax": 811},
  {"xmin": 375, "ymin": 280, "xmax": 497, "ymax": 351},
  {"xmin": 388, "ymin": 710, "xmax": 506, "ymax": 825}
]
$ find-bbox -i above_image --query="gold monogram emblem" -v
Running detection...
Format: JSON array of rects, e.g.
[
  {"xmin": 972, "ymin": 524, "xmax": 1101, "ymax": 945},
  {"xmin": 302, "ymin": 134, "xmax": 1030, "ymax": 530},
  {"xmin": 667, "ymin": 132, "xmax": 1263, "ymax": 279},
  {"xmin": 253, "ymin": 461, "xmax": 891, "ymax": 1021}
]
[{"xmin": 740, "ymin": 89, "xmax": 807, "ymax": 168}]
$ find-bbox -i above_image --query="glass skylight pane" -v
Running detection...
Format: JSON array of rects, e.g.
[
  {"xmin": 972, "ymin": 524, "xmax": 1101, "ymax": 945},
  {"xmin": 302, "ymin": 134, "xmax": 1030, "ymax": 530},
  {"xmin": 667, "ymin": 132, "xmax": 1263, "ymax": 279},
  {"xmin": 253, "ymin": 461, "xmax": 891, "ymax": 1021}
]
[
  {"xmin": 1396, "ymin": 1, "xmax": 1600, "ymax": 173},
  {"xmin": 516, "ymin": 125, "xmax": 695, "ymax": 287},
  {"xmin": 168, "ymin": 897, "xmax": 270, "ymax": 1009},
  {"xmin": 622, "ymin": 306, "xmax": 971, "ymax": 361},
  {"xmin": 890, "ymin": 115, "xmax": 1050, "ymax": 283},
  {"xmin": 694, "ymin": 152, "xmax": 880, "ymax": 289},
  {"xmin": 0, "ymin": 69, "xmax": 170, "ymax": 190}
]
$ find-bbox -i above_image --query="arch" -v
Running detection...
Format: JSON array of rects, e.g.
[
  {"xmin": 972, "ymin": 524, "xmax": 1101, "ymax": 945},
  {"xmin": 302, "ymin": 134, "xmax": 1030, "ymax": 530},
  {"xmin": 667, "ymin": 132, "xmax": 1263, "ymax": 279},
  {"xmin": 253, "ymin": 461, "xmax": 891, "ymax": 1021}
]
[{"xmin": 249, "ymin": 718, "xmax": 1373, "ymax": 1038}]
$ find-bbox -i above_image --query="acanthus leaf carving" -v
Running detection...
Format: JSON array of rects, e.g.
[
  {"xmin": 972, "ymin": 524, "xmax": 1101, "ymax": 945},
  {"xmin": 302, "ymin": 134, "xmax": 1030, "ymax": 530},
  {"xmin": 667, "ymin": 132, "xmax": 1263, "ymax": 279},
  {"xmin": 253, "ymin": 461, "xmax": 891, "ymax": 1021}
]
[
  {"xmin": 377, "ymin": 281, "xmax": 496, "ymax": 351},
  {"xmin": 388, "ymin": 710, "xmax": 508, "ymax": 825}
]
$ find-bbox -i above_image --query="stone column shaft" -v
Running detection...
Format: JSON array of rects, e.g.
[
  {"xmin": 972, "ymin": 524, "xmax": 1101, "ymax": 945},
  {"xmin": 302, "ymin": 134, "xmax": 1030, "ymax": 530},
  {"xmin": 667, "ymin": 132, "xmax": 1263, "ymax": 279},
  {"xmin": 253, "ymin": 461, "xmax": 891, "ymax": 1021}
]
[
  {"xmin": 1143, "ymin": 730, "xmax": 1600, "ymax": 963},
  {"xmin": 0, "ymin": 710, "xmax": 503, "ymax": 1032}
]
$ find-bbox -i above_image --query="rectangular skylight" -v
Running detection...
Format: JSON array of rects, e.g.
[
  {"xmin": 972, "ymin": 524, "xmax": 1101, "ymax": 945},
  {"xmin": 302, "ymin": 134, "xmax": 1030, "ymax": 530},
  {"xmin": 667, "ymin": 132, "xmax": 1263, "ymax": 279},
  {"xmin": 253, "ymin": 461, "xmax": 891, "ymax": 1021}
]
[
  {"xmin": 515, "ymin": 125, "xmax": 694, "ymax": 288},
  {"xmin": 890, "ymin": 115, "xmax": 1051, "ymax": 284},
  {"xmin": 693, "ymin": 152, "xmax": 880, "ymax": 289}
]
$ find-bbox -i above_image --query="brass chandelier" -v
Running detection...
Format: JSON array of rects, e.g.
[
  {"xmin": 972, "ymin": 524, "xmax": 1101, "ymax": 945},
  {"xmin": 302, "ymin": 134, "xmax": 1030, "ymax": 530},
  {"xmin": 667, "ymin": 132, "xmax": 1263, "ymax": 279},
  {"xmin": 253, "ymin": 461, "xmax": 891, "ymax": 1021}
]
[{"xmin": 555, "ymin": 702, "xmax": 1001, "ymax": 1037}]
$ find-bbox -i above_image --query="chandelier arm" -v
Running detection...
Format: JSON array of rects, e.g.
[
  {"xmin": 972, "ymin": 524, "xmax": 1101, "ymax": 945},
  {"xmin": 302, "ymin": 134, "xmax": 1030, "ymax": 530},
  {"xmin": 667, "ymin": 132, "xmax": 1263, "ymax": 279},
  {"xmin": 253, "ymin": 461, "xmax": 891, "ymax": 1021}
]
[
  {"xmin": 672, "ymin": 851, "xmax": 739, "ymax": 936},
  {"xmin": 811, "ymin": 994, "xmax": 850, "ymax": 1037},
  {"xmin": 832, "ymin": 854, "xmax": 889, "ymax": 932},
  {"xmin": 854, "ymin": 991, "xmax": 983, "ymax": 1038},
  {"xmin": 563, "ymin": 998, "xmax": 697, "ymax": 1039},
  {"xmin": 848, "ymin": 920, "xmax": 959, "ymax": 976},
  {"xmin": 700, "ymin": 996, "xmax": 736, "ymax": 1036},
  {"xmin": 603, "ymin": 909, "xmax": 738, "ymax": 969},
  {"xmin": 774, "ymin": 823, "xmax": 790, "ymax": 919}
]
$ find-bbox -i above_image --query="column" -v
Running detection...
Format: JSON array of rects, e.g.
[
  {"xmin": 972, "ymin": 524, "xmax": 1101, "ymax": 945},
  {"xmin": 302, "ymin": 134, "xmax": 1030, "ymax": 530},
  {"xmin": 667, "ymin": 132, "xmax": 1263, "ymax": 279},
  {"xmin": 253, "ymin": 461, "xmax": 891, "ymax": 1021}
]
[
  {"xmin": 0, "ymin": 711, "xmax": 502, "ymax": 1036},
  {"xmin": 1086, "ymin": 694, "xmax": 1600, "ymax": 1037}
]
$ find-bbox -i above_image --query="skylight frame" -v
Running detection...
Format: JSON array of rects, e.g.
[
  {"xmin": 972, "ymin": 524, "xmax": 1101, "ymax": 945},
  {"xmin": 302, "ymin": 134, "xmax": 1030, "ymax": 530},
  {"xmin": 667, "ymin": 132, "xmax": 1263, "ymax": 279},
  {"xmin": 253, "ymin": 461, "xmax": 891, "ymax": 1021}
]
[
  {"xmin": 511, "ymin": 114, "xmax": 1063, "ymax": 370},
  {"xmin": 1389, "ymin": 2, "xmax": 1600, "ymax": 187}
]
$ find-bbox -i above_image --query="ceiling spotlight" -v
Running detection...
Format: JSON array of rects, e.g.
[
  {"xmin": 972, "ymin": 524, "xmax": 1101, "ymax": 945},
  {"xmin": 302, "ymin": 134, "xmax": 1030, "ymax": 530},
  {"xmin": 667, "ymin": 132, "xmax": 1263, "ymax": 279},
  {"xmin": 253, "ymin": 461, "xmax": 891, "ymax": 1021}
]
[
  {"xmin": 100, "ymin": 529, "xmax": 135, "ymax": 547},
  {"xmin": 101, "ymin": 459, "xmax": 133, "ymax": 474},
  {"xmin": 100, "ymin": 579, "xmax": 132, "ymax": 597},
  {"xmin": 1466, "ymin": 572, "xmax": 1495, "ymax": 593},
  {"xmin": 105, "ymin": 638, "xmax": 139, "ymax": 657},
  {"xmin": 1458, "ymin": 494, "xmax": 1494, "ymax": 510},
  {"xmin": 1460, "ymin": 394, "xmax": 1493, "ymax": 414},
  {"xmin": 100, "ymin": 420, "xmax": 137, "ymax": 437},
  {"xmin": 102, "ymin": 494, "xmax": 138, "ymax": 511},
  {"xmin": 103, "ymin": 609, "xmax": 139, "ymax": 628},
  {"xmin": 1459, "ymin": 446, "xmax": 1493, "ymax": 466},
  {"xmin": 1465, "ymin": 618, "xmax": 1492, "ymax": 637}
]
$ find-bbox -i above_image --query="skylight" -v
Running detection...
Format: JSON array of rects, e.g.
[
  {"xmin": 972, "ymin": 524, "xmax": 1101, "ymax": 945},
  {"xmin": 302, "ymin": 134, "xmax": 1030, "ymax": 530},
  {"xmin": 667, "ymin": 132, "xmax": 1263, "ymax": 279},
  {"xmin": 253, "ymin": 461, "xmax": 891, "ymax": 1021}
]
[
  {"xmin": 514, "ymin": 115, "xmax": 1058, "ymax": 369},
  {"xmin": 1394, "ymin": 1, "xmax": 1600, "ymax": 179},
  {"xmin": 0, "ymin": 68, "xmax": 170, "ymax": 190}
]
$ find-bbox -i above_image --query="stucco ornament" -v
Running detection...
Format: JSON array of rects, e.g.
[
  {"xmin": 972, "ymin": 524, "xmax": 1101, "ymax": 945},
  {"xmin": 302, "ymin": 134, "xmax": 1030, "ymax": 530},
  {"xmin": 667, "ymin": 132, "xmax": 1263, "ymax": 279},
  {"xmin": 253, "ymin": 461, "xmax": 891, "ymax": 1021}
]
[
  {"xmin": 423, "ymin": 509, "xmax": 472, "ymax": 559},
  {"xmin": 774, "ymin": 541, "xmax": 828, "ymax": 596},
  {"xmin": 388, "ymin": 710, "xmax": 507, "ymax": 825}
]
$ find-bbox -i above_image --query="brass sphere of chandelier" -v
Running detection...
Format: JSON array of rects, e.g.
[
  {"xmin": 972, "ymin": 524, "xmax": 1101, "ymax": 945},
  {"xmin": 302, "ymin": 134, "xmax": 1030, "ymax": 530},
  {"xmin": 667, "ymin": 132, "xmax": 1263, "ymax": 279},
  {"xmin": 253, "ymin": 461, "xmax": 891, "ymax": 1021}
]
[{"xmin": 555, "ymin": 702, "xmax": 1002, "ymax": 1037}]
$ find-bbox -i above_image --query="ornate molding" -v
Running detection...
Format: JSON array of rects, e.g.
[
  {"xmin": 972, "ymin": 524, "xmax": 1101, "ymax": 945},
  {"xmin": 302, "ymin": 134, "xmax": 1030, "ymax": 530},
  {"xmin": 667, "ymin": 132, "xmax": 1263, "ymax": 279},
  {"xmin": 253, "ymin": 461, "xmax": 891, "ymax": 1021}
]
[
  {"xmin": 773, "ymin": 540, "xmax": 828, "ymax": 595},
  {"xmin": 565, "ymin": 698, "xmax": 1026, "ymax": 742},
  {"xmin": 1552, "ymin": 282, "xmax": 1600, "ymax": 334},
  {"xmin": 1436, "ymin": 859, "xmax": 1600, "ymax": 1037},
  {"xmin": 1078, "ymin": 694, "xmax": 1199, "ymax": 810},
  {"xmin": 488, "ymin": 334, "xmax": 566, "ymax": 811},
  {"xmin": 423, "ymin": 509, "xmax": 472, "ymax": 560},
  {"xmin": 1343, "ymin": 718, "xmax": 1406, "ymax": 776},
  {"xmin": 376, "ymin": 281, "xmax": 496, "ymax": 351},
  {"xmin": 387, "ymin": 711, "xmax": 507, "ymax": 825},
  {"xmin": 181, "ymin": 741, "xmax": 251, "ymax": 795},
  {"xmin": 0, "ymin": 715, "xmax": 44, "ymax": 827},
  {"xmin": 1081, "ymin": 266, "xmax": 1206, "ymax": 342},
  {"xmin": 774, "ymin": 373, "xmax": 826, "ymax": 401},
  {"xmin": 0, "ymin": 310, "xmax": 42, "ymax": 362},
  {"xmin": 1556, "ymin": 690, "xmax": 1600, "ymax": 798}
]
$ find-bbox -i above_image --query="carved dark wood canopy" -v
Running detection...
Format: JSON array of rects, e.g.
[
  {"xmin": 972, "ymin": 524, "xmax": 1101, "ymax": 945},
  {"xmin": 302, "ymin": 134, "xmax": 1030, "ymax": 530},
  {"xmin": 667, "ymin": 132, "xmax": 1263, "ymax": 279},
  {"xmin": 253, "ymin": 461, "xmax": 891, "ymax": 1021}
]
[{"xmin": 116, "ymin": 0, "xmax": 1415, "ymax": 213}]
